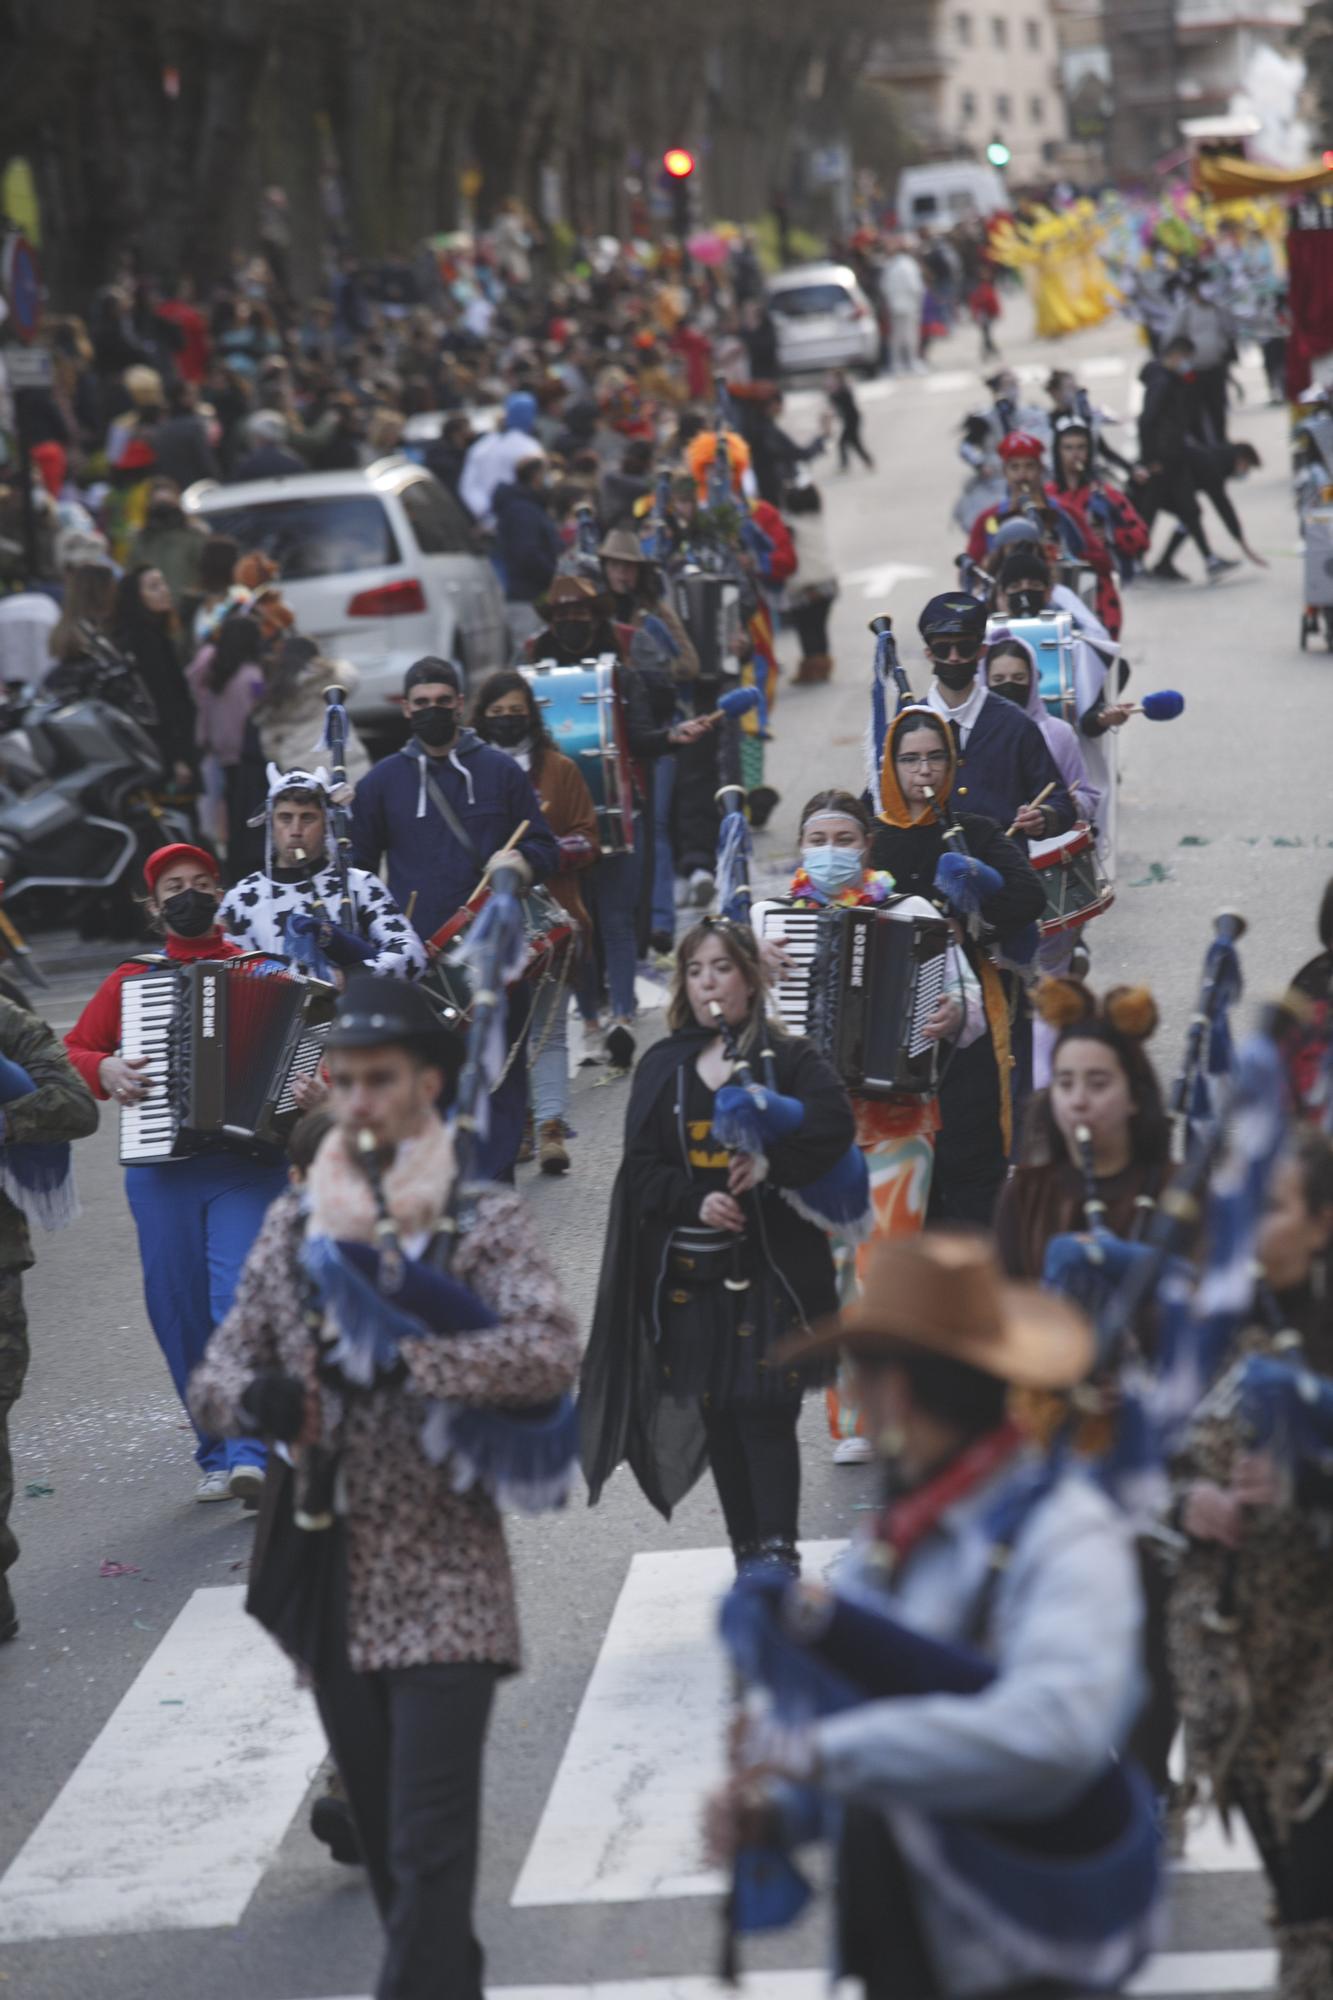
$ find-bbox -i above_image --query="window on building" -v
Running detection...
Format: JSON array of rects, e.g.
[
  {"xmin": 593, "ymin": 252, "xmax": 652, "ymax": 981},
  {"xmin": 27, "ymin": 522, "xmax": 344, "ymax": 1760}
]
[
  {"xmin": 1029, "ymin": 94, "xmax": 1044, "ymax": 122},
  {"xmin": 960, "ymin": 89, "xmax": 977, "ymax": 121},
  {"xmin": 991, "ymin": 14, "xmax": 1008, "ymax": 47},
  {"xmin": 995, "ymin": 91, "xmax": 1012, "ymax": 120},
  {"xmin": 955, "ymin": 11, "xmax": 972, "ymax": 42},
  {"xmin": 1025, "ymin": 17, "xmax": 1041, "ymax": 48}
]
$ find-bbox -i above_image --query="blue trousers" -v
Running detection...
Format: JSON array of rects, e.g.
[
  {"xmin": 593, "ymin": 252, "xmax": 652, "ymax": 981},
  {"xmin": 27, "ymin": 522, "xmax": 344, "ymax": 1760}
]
[
  {"xmin": 125, "ymin": 1153, "xmax": 287, "ymax": 1473},
  {"xmin": 651, "ymin": 757, "xmax": 676, "ymax": 935}
]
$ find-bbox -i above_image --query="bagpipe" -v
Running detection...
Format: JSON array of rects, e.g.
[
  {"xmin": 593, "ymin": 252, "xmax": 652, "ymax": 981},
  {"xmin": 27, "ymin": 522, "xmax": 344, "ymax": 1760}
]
[
  {"xmin": 281, "ymin": 690, "xmax": 380, "ymax": 982},
  {"xmin": 294, "ymin": 853, "xmax": 579, "ymax": 1533},
  {"xmin": 716, "ymin": 1513, "xmax": 1161, "ymax": 1990}
]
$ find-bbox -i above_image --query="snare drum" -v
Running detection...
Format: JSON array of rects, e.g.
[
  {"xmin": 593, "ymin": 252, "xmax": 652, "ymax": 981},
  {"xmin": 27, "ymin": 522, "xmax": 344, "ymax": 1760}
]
[
  {"xmin": 986, "ymin": 611, "xmax": 1076, "ymax": 723},
  {"xmin": 425, "ymin": 887, "xmax": 575, "ymax": 1027},
  {"xmin": 521, "ymin": 659, "xmax": 635, "ymax": 852},
  {"xmin": 1029, "ymin": 823, "xmax": 1114, "ymax": 936}
]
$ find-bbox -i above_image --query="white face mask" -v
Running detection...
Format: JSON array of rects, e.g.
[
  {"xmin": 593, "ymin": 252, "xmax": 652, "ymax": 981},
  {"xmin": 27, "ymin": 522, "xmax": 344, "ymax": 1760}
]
[{"xmin": 801, "ymin": 845, "xmax": 864, "ymax": 895}]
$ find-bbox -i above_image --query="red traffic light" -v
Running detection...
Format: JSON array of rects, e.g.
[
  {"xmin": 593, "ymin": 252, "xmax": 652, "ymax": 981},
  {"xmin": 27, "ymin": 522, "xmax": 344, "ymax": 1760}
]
[{"xmin": 663, "ymin": 148, "xmax": 695, "ymax": 180}]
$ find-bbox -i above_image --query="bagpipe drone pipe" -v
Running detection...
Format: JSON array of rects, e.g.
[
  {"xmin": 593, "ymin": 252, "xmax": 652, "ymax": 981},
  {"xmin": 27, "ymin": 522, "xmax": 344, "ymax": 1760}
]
[{"xmin": 293, "ymin": 855, "xmax": 579, "ymax": 1534}]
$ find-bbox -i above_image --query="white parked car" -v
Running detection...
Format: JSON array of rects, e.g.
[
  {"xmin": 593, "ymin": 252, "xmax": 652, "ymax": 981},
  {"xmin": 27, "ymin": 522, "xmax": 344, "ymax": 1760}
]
[
  {"xmin": 766, "ymin": 263, "xmax": 879, "ymax": 377},
  {"xmin": 183, "ymin": 458, "xmax": 508, "ymax": 737}
]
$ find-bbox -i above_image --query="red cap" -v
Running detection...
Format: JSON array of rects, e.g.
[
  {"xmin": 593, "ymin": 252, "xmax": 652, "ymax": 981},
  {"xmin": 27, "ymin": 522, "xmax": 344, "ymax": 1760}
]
[
  {"xmin": 998, "ymin": 431, "xmax": 1045, "ymax": 463},
  {"xmin": 143, "ymin": 844, "xmax": 219, "ymax": 894}
]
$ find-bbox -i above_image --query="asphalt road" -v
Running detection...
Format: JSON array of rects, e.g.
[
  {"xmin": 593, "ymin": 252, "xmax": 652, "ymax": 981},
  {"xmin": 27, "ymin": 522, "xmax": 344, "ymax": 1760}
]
[{"xmin": 0, "ymin": 296, "xmax": 1320, "ymax": 2000}]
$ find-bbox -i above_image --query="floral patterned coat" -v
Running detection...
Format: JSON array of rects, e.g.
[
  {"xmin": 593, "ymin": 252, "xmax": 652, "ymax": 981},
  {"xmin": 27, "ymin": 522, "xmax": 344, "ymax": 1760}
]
[{"xmin": 189, "ymin": 1185, "xmax": 580, "ymax": 1674}]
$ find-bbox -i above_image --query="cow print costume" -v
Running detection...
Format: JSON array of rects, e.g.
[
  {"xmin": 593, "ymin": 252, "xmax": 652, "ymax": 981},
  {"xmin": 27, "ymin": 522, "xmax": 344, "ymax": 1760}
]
[{"xmin": 220, "ymin": 863, "xmax": 428, "ymax": 982}]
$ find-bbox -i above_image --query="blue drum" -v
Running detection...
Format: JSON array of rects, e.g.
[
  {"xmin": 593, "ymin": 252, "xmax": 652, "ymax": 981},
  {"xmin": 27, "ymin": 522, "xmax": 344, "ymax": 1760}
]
[
  {"xmin": 521, "ymin": 658, "xmax": 635, "ymax": 852},
  {"xmin": 985, "ymin": 611, "xmax": 1076, "ymax": 723}
]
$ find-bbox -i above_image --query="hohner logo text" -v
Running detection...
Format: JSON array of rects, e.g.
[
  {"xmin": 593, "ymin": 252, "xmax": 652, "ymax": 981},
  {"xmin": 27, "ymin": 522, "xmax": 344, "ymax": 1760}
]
[{"xmin": 201, "ymin": 975, "xmax": 217, "ymax": 1040}]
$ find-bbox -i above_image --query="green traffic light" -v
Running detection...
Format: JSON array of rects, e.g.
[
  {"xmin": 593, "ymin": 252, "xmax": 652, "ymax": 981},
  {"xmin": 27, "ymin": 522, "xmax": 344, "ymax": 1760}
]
[{"xmin": 987, "ymin": 140, "xmax": 1011, "ymax": 168}]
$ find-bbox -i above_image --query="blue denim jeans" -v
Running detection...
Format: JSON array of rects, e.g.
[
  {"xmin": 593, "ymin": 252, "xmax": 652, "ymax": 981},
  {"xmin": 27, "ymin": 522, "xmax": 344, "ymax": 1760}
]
[
  {"xmin": 652, "ymin": 756, "xmax": 676, "ymax": 935},
  {"xmin": 527, "ymin": 972, "xmax": 570, "ymax": 1125},
  {"xmin": 576, "ymin": 838, "xmax": 642, "ymax": 1021}
]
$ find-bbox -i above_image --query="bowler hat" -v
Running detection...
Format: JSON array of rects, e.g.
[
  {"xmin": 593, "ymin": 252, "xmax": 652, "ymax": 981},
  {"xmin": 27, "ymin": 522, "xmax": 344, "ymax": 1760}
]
[
  {"xmin": 327, "ymin": 974, "xmax": 463, "ymax": 1072},
  {"xmin": 778, "ymin": 1231, "xmax": 1093, "ymax": 1391}
]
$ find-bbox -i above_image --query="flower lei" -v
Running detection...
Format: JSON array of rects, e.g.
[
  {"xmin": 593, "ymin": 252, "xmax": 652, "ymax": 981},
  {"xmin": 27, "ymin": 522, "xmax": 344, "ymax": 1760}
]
[{"xmin": 788, "ymin": 866, "xmax": 897, "ymax": 909}]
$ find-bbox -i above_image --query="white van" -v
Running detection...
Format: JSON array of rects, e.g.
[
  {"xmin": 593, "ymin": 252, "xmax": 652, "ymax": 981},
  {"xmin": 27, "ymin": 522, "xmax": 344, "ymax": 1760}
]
[{"xmin": 895, "ymin": 163, "xmax": 1008, "ymax": 230}]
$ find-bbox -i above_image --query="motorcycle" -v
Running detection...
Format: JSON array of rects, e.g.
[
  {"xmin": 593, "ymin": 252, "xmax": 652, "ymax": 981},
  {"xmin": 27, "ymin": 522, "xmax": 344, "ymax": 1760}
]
[{"xmin": 0, "ymin": 641, "xmax": 194, "ymax": 938}]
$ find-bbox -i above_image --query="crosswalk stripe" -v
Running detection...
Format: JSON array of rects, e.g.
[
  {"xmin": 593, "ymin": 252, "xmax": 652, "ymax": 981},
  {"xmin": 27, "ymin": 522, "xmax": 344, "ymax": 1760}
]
[
  {"xmin": 511, "ymin": 1541, "xmax": 845, "ymax": 1907},
  {"xmin": 284, "ymin": 1954, "xmax": 1279, "ymax": 1998},
  {"xmin": 0, "ymin": 1586, "xmax": 324, "ymax": 1941}
]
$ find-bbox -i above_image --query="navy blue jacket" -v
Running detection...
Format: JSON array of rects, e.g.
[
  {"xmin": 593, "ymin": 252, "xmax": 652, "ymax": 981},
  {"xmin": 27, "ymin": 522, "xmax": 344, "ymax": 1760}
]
[
  {"xmin": 350, "ymin": 731, "xmax": 560, "ymax": 943},
  {"xmin": 943, "ymin": 691, "xmax": 1075, "ymax": 842},
  {"xmin": 493, "ymin": 481, "xmax": 562, "ymax": 603}
]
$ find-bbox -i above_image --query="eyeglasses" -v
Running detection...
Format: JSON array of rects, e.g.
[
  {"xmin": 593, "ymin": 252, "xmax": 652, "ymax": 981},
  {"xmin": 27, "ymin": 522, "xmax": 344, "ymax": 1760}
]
[{"xmin": 896, "ymin": 752, "xmax": 950, "ymax": 769}]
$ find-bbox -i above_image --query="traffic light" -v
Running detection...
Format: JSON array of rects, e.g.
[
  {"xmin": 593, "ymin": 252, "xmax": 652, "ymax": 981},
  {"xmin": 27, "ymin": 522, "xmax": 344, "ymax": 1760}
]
[
  {"xmin": 986, "ymin": 137, "xmax": 1012, "ymax": 169},
  {"xmin": 663, "ymin": 147, "xmax": 695, "ymax": 241}
]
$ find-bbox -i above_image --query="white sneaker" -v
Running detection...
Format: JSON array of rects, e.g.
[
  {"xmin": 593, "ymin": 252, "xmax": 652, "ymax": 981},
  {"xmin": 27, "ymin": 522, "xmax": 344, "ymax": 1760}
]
[
  {"xmin": 195, "ymin": 1469, "xmax": 233, "ymax": 1503},
  {"xmin": 227, "ymin": 1464, "xmax": 264, "ymax": 1503},
  {"xmin": 832, "ymin": 1435, "xmax": 873, "ymax": 1465},
  {"xmin": 687, "ymin": 868, "xmax": 715, "ymax": 908}
]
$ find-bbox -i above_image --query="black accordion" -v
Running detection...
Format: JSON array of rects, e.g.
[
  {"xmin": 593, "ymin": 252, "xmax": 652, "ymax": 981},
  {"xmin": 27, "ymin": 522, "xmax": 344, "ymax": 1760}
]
[
  {"xmin": 752, "ymin": 899, "xmax": 950, "ymax": 1098},
  {"xmin": 673, "ymin": 567, "xmax": 743, "ymax": 683},
  {"xmin": 119, "ymin": 956, "xmax": 337, "ymax": 1165}
]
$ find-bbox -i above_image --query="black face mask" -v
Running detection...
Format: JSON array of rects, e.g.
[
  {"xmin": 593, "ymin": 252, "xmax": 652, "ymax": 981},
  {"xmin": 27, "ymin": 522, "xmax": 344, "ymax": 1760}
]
[
  {"xmin": 992, "ymin": 678, "xmax": 1029, "ymax": 707},
  {"xmin": 1007, "ymin": 587, "xmax": 1045, "ymax": 619},
  {"xmin": 933, "ymin": 658, "xmax": 979, "ymax": 693},
  {"xmin": 410, "ymin": 706, "xmax": 458, "ymax": 750},
  {"xmin": 552, "ymin": 619, "xmax": 594, "ymax": 657},
  {"xmin": 161, "ymin": 888, "xmax": 218, "ymax": 937},
  {"xmin": 147, "ymin": 502, "xmax": 183, "ymax": 528},
  {"xmin": 485, "ymin": 714, "xmax": 530, "ymax": 749}
]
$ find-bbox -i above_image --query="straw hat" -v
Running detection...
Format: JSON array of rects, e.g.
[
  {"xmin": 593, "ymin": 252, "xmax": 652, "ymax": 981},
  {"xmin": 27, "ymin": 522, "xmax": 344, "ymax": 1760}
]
[{"xmin": 780, "ymin": 1230, "xmax": 1093, "ymax": 1391}]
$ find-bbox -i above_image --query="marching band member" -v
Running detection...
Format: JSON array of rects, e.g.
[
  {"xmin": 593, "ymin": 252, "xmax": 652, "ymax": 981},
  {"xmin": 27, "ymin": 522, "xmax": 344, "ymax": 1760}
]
[
  {"xmin": 221, "ymin": 766, "xmax": 426, "ymax": 986},
  {"xmin": 64, "ymin": 845, "xmax": 284, "ymax": 1503},
  {"xmin": 705, "ymin": 1231, "xmax": 1155, "ymax": 2000},
  {"xmin": 470, "ymin": 670, "xmax": 600, "ymax": 1175},
  {"xmin": 1168, "ymin": 1130, "xmax": 1333, "ymax": 1998},
  {"xmin": 580, "ymin": 918, "xmax": 855, "ymax": 1573},
  {"xmin": 188, "ymin": 975, "xmax": 579, "ymax": 2000},
  {"xmin": 982, "ymin": 635, "xmax": 1101, "ymax": 822},
  {"xmin": 787, "ymin": 789, "xmax": 981, "ymax": 1461},
  {"xmin": 915, "ymin": 593, "xmax": 1074, "ymax": 845},
  {"xmin": 350, "ymin": 656, "xmax": 560, "ymax": 1179},
  {"xmin": 1046, "ymin": 414, "xmax": 1149, "ymax": 637},
  {"xmin": 994, "ymin": 980, "xmax": 1170, "ymax": 1282},
  {"xmin": 868, "ymin": 706, "xmax": 1044, "ymax": 1226}
]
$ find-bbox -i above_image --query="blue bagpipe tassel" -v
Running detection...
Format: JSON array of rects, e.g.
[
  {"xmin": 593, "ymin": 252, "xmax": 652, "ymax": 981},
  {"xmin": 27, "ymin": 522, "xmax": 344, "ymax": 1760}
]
[
  {"xmin": 454, "ymin": 881, "xmax": 528, "ymax": 1138},
  {"xmin": 712, "ymin": 1083, "xmax": 768, "ymax": 1154},
  {"xmin": 419, "ymin": 1392, "xmax": 580, "ymax": 1515},
  {"xmin": 780, "ymin": 1145, "xmax": 873, "ymax": 1240},
  {"xmin": 934, "ymin": 850, "xmax": 1003, "ymax": 916},
  {"xmin": 0, "ymin": 1051, "xmax": 77, "ymax": 1231},
  {"xmin": 731, "ymin": 1842, "xmax": 815, "ymax": 1935},
  {"xmin": 301, "ymin": 1234, "xmax": 430, "ymax": 1385}
]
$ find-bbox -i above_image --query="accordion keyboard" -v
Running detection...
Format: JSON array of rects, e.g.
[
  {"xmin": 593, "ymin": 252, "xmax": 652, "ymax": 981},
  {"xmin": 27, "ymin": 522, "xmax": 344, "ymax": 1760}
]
[
  {"xmin": 909, "ymin": 949, "xmax": 947, "ymax": 1056},
  {"xmin": 119, "ymin": 973, "xmax": 180, "ymax": 1163},
  {"xmin": 753, "ymin": 902, "xmax": 819, "ymax": 1034}
]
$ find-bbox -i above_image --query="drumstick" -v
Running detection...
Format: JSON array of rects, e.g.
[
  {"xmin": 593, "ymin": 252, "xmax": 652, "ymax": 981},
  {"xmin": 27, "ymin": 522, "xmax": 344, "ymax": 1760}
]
[
  {"xmin": 404, "ymin": 890, "xmax": 418, "ymax": 924},
  {"xmin": 1005, "ymin": 782, "xmax": 1055, "ymax": 839}
]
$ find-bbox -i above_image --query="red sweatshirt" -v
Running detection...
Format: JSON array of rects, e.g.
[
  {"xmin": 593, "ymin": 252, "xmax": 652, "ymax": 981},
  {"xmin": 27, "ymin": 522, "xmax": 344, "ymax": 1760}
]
[{"xmin": 64, "ymin": 932, "xmax": 244, "ymax": 1098}]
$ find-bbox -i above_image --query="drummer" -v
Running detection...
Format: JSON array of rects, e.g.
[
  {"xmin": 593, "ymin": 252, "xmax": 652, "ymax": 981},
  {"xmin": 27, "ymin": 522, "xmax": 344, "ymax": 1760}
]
[
  {"xmin": 527, "ymin": 573, "xmax": 714, "ymax": 1071},
  {"xmin": 991, "ymin": 547, "xmax": 1133, "ymax": 739},
  {"xmin": 350, "ymin": 657, "xmax": 560, "ymax": 1179}
]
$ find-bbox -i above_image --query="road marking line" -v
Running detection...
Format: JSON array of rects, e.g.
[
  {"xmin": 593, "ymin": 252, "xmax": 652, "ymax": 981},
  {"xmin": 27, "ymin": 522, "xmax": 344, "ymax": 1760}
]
[
  {"xmin": 0, "ymin": 1586, "xmax": 324, "ymax": 1941},
  {"xmin": 283, "ymin": 1953, "xmax": 1279, "ymax": 1998},
  {"xmin": 510, "ymin": 1541, "xmax": 846, "ymax": 1907},
  {"xmin": 841, "ymin": 559, "xmax": 933, "ymax": 603},
  {"xmin": 924, "ymin": 369, "xmax": 976, "ymax": 394}
]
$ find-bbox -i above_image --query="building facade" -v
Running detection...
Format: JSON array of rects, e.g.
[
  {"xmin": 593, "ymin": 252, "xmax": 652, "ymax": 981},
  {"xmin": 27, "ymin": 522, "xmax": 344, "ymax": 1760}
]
[
  {"xmin": 1105, "ymin": 0, "xmax": 1304, "ymax": 182},
  {"xmin": 871, "ymin": 0, "xmax": 1065, "ymax": 184}
]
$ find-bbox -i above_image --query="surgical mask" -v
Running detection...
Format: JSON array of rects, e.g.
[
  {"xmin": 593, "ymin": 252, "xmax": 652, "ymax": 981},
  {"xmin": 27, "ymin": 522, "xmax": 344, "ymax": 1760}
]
[
  {"xmin": 410, "ymin": 706, "xmax": 458, "ymax": 749},
  {"xmin": 933, "ymin": 659, "xmax": 978, "ymax": 693},
  {"xmin": 485, "ymin": 715, "xmax": 530, "ymax": 750},
  {"xmin": 992, "ymin": 679, "xmax": 1029, "ymax": 707},
  {"xmin": 160, "ymin": 888, "xmax": 218, "ymax": 937},
  {"xmin": 800, "ymin": 846, "xmax": 864, "ymax": 896},
  {"xmin": 1007, "ymin": 587, "xmax": 1045, "ymax": 618}
]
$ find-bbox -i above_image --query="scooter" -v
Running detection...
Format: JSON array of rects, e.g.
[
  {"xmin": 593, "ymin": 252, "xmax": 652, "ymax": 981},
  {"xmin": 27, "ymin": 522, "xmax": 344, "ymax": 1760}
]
[{"xmin": 0, "ymin": 645, "xmax": 194, "ymax": 937}]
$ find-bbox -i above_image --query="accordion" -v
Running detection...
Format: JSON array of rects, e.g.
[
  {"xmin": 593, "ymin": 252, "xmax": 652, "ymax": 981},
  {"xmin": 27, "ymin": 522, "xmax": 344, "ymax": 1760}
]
[
  {"xmin": 673, "ymin": 568, "xmax": 743, "ymax": 683},
  {"xmin": 119, "ymin": 956, "xmax": 337, "ymax": 1165},
  {"xmin": 752, "ymin": 899, "xmax": 950, "ymax": 1099}
]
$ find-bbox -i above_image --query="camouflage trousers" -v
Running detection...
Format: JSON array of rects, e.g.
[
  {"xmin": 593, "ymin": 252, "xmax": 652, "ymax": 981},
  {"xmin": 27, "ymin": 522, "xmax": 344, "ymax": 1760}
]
[{"xmin": 0, "ymin": 1272, "xmax": 30, "ymax": 1576}]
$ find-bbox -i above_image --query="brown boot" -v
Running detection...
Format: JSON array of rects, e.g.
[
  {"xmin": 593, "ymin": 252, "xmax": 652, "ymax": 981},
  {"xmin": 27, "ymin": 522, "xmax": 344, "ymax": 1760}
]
[
  {"xmin": 516, "ymin": 1111, "xmax": 535, "ymax": 1166},
  {"xmin": 792, "ymin": 653, "xmax": 833, "ymax": 685},
  {"xmin": 538, "ymin": 1119, "xmax": 570, "ymax": 1175}
]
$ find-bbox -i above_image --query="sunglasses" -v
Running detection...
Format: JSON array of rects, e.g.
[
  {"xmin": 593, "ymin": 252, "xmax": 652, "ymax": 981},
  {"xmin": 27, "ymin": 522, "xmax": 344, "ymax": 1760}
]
[{"xmin": 927, "ymin": 639, "xmax": 981, "ymax": 662}]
